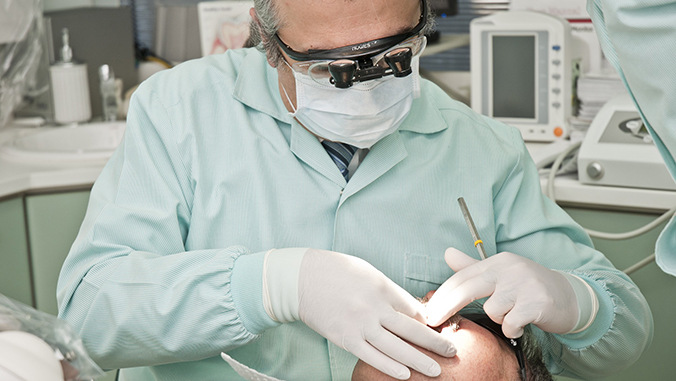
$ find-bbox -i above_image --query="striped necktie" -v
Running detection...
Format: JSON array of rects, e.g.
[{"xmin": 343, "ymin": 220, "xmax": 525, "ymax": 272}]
[{"xmin": 321, "ymin": 140, "xmax": 357, "ymax": 181}]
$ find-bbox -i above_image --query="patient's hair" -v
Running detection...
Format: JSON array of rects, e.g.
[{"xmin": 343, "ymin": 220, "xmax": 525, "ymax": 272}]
[{"xmin": 519, "ymin": 325, "xmax": 553, "ymax": 381}]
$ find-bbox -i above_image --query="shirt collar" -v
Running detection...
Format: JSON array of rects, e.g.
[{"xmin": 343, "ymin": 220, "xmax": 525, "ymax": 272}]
[
  {"xmin": 233, "ymin": 48, "xmax": 293, "ymax": 124},
  {"xmin": 397, "ymin": 84, "xmax": 449, "ymax": 135}
]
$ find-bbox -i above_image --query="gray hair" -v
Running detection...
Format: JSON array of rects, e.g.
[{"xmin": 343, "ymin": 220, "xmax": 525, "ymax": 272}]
[
  {"xmin": 246, "ymin": 0, "xmax": 436, "ymax": 67},
  {"xmin": 521, "ymin": 325, "xmax": 554, "ymax": 381},
  {"xmin": 246, "ymin": 0, "xmax": 285, "ymax": 66}
]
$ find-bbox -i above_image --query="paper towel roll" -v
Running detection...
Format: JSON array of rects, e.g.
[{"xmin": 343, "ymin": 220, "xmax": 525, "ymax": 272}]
[{"xmin": 50, "ymin": 63, "xmax": 91, "ymax": 124}]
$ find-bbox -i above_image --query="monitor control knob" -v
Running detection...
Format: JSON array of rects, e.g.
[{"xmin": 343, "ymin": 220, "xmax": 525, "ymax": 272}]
[{"xmin": 587, "ymin": 162, "xmax": 604, "ymax": 179}]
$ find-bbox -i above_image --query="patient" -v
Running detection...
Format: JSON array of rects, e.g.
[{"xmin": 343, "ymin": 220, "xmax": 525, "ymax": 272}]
[{"xmin": 352, "ymin": 299, "xmax": 552, "ymax": 381}]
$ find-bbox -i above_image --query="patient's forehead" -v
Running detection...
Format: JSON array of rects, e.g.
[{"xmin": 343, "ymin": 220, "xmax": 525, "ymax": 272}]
[{"xmin": 351, "ymin": 314, "xmax": 520, "ymax": 381}]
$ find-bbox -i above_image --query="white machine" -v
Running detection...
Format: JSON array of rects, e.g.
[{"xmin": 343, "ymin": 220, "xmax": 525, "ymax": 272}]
[
  {"xmin": 471, "ymin": 11, "xmax": 582, "ymax": 142},
  {"xmin": 578, "ymin": 93, "xmax": 676, "ymax": 191}
]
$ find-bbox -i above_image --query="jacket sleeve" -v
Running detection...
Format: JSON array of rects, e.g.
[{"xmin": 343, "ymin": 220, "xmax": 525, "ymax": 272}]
[
  {"xmin": 491, "ymin": 126, "xmax": 653, "ymax": 379},
  {"xmin": 56, "ymin": 81, "xmax": 275, "ymax": 370},
  {"xmin": 587, "ymin": 0, "xmax": 676, "ymax": 275}
]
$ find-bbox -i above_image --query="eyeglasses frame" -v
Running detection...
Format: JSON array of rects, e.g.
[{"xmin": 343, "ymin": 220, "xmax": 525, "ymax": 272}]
[{"xmin": 272, "ymin": 0, "xmax": 427, "ymax": 62}]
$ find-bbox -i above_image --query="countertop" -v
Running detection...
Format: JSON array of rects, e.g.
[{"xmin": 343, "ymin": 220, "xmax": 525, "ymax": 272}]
[{"xmin": 0, "ymin": 124, "xmax": 110, "ymax": 198}]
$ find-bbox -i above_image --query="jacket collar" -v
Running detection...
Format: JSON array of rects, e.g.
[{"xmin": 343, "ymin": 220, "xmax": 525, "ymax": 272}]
[
  {"xmin": 233, "ymin": 49, "xmax": 294, "ymax": 124},
  {"xmin": 398, "ymin": 85, "xmax": 449, "ymax": 135}
]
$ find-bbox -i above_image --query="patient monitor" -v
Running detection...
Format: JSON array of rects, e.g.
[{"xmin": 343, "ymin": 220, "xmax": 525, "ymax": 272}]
[{"xmin": 471, "ymin": 11, "xmax": 581, "ymax": 142}]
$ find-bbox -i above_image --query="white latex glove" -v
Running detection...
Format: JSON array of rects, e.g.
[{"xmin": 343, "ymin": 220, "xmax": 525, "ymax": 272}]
[
  {"xmin": 425, "ymin": 248, "xmax": 581, "ymax": 338},
  {"xmin": 264, "ymin": 248, "xmax": 456, "ymax": 380}
]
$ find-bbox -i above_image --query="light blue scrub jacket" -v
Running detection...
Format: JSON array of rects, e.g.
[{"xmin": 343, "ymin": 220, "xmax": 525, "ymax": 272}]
[
  {"xmin": 57, "ymin": 48, "xmax": 652, "ymax": 380},
  {"xmin": 588, "ymin": 0, "xmax": 676, "ymax": 276}
]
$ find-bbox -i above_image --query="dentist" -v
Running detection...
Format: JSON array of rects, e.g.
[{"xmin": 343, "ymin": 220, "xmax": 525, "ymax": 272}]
[{"xmin": 57, "ymin": 1, "xmax": 652, "ymax": 380}]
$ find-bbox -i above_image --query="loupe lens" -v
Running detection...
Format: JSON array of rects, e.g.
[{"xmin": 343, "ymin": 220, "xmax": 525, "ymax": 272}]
[
  {"xmin": 371, "ymin": 35, "xmax": 426, "ymax": 70},
  {"xmin": 328, "ymin": 59, "xmax": 356, "ymax": 88},
  {"xmin": 385, "ymin": 47, "xmax": 413, "ymax": 77}
]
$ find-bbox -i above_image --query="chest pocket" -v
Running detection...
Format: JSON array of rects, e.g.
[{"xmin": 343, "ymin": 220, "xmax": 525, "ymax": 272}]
[{"xmin": 404, "ymin": 253, "xmax": 453, "ymax": 299}]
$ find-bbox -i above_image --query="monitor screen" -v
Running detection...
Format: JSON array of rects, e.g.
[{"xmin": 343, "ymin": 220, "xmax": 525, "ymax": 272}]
[{"xmin": 491, "ymin": 35, "xmax": 536, "ymax": 119}]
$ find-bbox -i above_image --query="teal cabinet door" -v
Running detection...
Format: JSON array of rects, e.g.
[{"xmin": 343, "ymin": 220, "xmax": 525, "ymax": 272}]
[
  {"xmin": 23, "ymin": 191, "xmax": 118, "ymax": 381},
  {"xmin": 25, "ymin": 191, "xmax": 90, "ymax": 316},
  {"xmin": 0, "ymin": 196, "xmax": 33, "ymax": 306},
  {"xmin": 557, "ymin": 207, "xmax": 676, "ymax": 381}
]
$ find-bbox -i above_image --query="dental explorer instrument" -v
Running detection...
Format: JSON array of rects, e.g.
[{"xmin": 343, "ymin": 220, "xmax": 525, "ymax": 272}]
[{"xmin": 457, "ymin": 197, "xmax": 487, "ymax": 260}]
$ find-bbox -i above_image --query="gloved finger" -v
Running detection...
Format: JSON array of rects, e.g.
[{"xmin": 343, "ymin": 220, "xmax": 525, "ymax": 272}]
[
  {"xmin": 346, "ymin": 339, "xmax": 411, "ymax": 380},
  {"xmin": 389, "ymin": 283, "xmax": 428, "ymax": 324},
  {"xmin": 434, "ymin": 250, "xmax": 489, "ymax": 294},
  {"xmin": 444, "ymin": 247, "xmax": 479, "ymax": 272},
  {"xmin": 381, "ymin": 311, "xmax": 456, "ymax": 357},
  {"xmin": 482, "ymin": 290, "xmax": 517, "ymax": 325},
  {"xmin": 500, "ymin": 307, "xmax": 531, "ymax": 339},
  {"xmin": 364, "ymin": 325, "xmax": 442, "ymax": 378},
  {"xmin": 426, "ymin": 274, "xmax": 496, "ymax": 326}
]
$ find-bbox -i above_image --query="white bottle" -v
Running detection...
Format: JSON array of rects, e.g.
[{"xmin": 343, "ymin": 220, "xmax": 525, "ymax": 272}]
[
  {"xmin": 49, "ymin": 28, "xmax": 91, "ymax": 124},
  {"xmin": 99, "ymin": 65, "xmax": 118, "ymax": 121}
]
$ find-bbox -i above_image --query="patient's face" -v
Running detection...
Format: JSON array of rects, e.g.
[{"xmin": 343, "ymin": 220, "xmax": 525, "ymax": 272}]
[{"xmin": 352, "ymin": 314, "xmax": 520, "ymax": 381}]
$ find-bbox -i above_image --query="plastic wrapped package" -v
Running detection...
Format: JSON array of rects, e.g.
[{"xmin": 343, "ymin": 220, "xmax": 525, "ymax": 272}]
[
  {"xmin": 0, "ymin": 0, "xmax": 44, "ymax": 129},
  {"xmin": 0, "ymin": 294, "xmax": 105, "ymax": 380}
]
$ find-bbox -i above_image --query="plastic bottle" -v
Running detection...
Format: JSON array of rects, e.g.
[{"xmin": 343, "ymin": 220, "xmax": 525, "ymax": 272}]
[{"xmin": 99, "ymin": 64, "xmax": 118, "ymax": 121}]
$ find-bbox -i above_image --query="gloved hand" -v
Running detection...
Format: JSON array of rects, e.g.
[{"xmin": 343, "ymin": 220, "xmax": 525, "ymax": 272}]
[
  {"xmin": 264, "ymin": 248, "xmax": 456, "ymax": 380},
  {"xmin": 425, "ymin": 248, "xmax": 581, "ymax": 338}
]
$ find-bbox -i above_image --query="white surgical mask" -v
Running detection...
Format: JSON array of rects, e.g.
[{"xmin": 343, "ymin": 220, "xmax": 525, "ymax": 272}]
[{"xmin": 282, "ymin": 58, "xmax": 421, "ymax": 149}]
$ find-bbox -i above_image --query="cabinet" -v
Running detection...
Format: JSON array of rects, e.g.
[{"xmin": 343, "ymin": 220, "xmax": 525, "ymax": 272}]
[
  {"xmin": 25, "ymin": 191, "xmax": 91, "ymax": 316},
  {"xmin": 1, "ymin": 190, "xmax": 117, "ymax": 381},
  {"xmin": 0, "ymin": 191, "xmax": 91, "ymax": 313},
  {"xmin": 0, "ymin": 196, "xmax": 32, "ymax": 306},
  {"xmin": 557, "ymin": 207, "xmax": 676, "ymax": 381}
]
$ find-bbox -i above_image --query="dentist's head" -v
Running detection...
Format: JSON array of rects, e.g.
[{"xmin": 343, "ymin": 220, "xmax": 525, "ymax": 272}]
[{"xmin": 249, "ymin": 0, "xmax": 435, "ymax": 148}]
